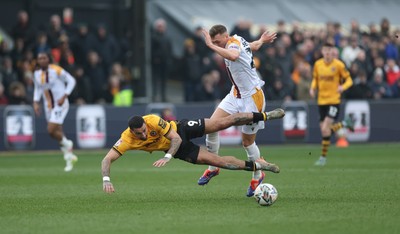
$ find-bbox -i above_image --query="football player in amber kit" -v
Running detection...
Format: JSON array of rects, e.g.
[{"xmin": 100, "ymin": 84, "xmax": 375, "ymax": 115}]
[
  {"xmin": 101, "ymin": 108, "xmax": 285, "ymax": 193},
  {"xmin": 309, "ymin": 42, "xmax": 354, "ymax": 166}
]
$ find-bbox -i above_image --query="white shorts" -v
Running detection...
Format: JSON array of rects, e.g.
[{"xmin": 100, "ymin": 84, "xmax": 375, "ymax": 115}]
[
  {"xmin": 44, "ymin": 102, "xmax": 69, "ymax": 125},
  {"xmin": 218, "ymin": 88, "xmax": 266, "ymax": 134}
]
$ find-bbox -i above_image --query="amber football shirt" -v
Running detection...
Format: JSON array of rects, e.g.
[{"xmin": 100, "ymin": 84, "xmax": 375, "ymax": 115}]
[
  {"xmin": 311, "ymin": 58, "xmax": 353, "ymax": 105},
  {"xmin": 113, "ymin": 114, "xmax": 177, "ymax": 155}
]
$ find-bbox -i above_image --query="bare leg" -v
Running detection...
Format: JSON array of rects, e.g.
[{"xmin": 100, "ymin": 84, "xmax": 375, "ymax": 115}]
[
  {"xmin": 196, "ymin": 148, "xmax": 279, "ymax": 173},
  {"xmin": 47, "ymin": 122, "xmax": 63, "ymax": 141}
]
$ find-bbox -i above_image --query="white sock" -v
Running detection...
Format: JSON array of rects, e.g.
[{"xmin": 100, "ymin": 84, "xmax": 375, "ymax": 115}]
[
  {"xmin": 206, "ymin": 132, "xmax": 219, "ymax": 171},
  {"xmin": 60, "ymin": 136, "xmax": 69, "ymax": 147},
  {"xmin": 244, "ymin": 142, "xmax": 262, "ymax": 180}
]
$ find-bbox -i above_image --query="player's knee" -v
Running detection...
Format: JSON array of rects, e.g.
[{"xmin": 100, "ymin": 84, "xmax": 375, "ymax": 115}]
[
  {"xmin": 321, "ymin": 128, "xmax": 331, "ymax": 137},
  {"xmin": 242, "ymin": 138, "xmax": 255, "ymax": 147},
  {"xmin": 47, "ymin": 125, "xmax": 55, "ymax": 135}
]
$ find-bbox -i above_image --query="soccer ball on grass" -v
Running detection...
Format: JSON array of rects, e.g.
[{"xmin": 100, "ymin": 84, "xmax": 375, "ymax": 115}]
[{"xmin": 253, "ymin": 183, "xmax": 278, "ymax": 206}]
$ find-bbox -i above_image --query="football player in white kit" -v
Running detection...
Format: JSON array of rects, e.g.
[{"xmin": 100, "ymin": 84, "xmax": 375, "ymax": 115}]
[
  {"xmin": 198, "ymin": 24, "xmax": 282, "ymax": 197},
  {"xmin": 33, "ymin": 52, "xmax": 78, "ymax": 172}
]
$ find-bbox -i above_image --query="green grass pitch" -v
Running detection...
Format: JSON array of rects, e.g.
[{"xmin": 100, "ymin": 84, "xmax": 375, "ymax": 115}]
[{"xmin": 1, "ymin": 143, "xmax": 399, "ymax": 234}]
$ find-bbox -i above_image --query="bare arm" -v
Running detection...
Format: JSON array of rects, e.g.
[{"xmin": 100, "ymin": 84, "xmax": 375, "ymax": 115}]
[
  {"xmin": 101, "ymin": 148, "xmax": 122, "ymax": 193},
  {"xmin": 249, "ymin": 30, "xmax": 277, "ymax": 51},
  {"xmin": 201, "ymin": 28, "xmax": 240, "ymax": 61},
  {"xmin": 58, "ymin": 70, "xmax": 76, "ymax": 106},
  {"xmin": 153, "ymin": 128, "xmax": 182, "ymax": 167}
]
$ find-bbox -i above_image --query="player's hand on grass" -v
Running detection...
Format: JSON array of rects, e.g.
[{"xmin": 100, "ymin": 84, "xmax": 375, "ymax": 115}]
[
  {"xmin": 103, "ymin": 181, "xmax": 115, "ymax": 194},
  {"xmin": 153, "ymin": 156, "xmax": 171, "ymax": 168}
]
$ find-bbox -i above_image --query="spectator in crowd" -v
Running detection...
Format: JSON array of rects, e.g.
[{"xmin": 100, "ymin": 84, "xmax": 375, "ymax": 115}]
[
  {"xmin": 206, "ymin": 53, "xmax": 231, "ymax": 98},
  {"xmin": 391, "ymin": 77, "xmax": 400, "ymax": 98},
  {"xmin": 368, "ymin": 23, "xmax": 381, "ymax": 41},
  {"xmin": 333, "ymin": 22, "xmax": 343, "ymax": 47},
  {"xmin": 275, "ymin": 38, "xmax": 294, "ymax": 88},
  {"xmin": 275, "ymin": 19, "xmax": 287, "ymax": 38},
  {"xmin": 0, "ymin": 40, "xmax": 11, "ymax": 62},
  {"xmin": 161, "ymin": 107, "xmax": 176, "ymax": 121},
  {"xmin": 3, "ymin": 10, "xmax": 400, "ymax": 105},
  {"xmin": 194, "ymin": 73, "xmax": 221, "ymax": 102},
  {"xmin": 70, "ymin": 23, "xmax": 94, "ymax": 66},
  {"xmin": 110, "ymin": 62, "xmax": 130, "ymax": 85},
  {"xmin": 383, "ymin": 36, "xmax": 398, "ymax": 60},
  {"xmin": 351, "ymin": 50, "xmax": 372, "ymax": 78},
  {"xmin": 258, "ymin": 45, "xmax": 279, "ymax": 87},
  {"xmin": 10, "ymin": 37, "xmax": 25, "ymax": 68},
  {"xmin": 10, "ymin": 10, "xmax": 34, "ymax": 47},
  {"xmin": 0, "ymin": 56, "xmax": 19, "ymax": 98},
  {"xmin": 181, "ymin": 39, "xmax": 204, "ymax": 102},
  {"xmin": 350, "ymin": 19, "xmax": 361, "ymax": 38},
  {"xmin": 296, "ymin": 62, "xmax": 313, "ymax": 101},
  {"xmin": 47, "ymin": 14, "xmax": 65, "ymax": 48},
  {"xmin": 341, "ymin": 35, "xmax": 362, "ymax": 68},
  {"xmin": 32, "ymin": 32, "xmax": 51, "ymax": 57},
  {"xmin": 266, "ymin": 78, "xmax": 292, "ymax": 102},
  {"xmin": 85, "ymin": 51, "xmax": 108, "ymax": 103},
  {"xmin": 230, "ymin": 19, "xmax": 254, "ymax": 41},
  {"xmin": 191, "ymin": 26, "xmax": 212, "ymax": 60},
  {"xmin": 92, "ymin": 24, "xmax": 120, "ymax": 68},
  {"xmin": 380, "ymin": 18, "xmax": 391, "ymax": 37},
  {"xmin": 108, "ymin": 75, "xmax": 133, "ymax": 107},
  {"xmin": 51, "ymin": 34, "xmax": 75, "ymax": 71},
  {"xmin": 346, "ymin": 70, "xmax": 373, "ymax": 99},
  {"xmin": 19, "ymin": 59, "xmax": 34, "ymax": 104},
  {"xmin": 369, "ymin": 68, "xmax": 392, "ymax": 99},
  {"xmin": 8, "ymin": 81, "xmax": 29, "ymax": 104},
  {"xmin": 0, "ymin": 82, "xmax": 8, "ymax": 105},
  {"xmin": 384, "ymin": 58, "xmax": 400, "ymax": 86},
  {"xmin": 371, "ymin": 56, "xmax": 386, "ymax": 81},
  {"xmin": 151, "ymin": 18, "xmax": 172, "ymax": 102},
  {"xmin": 69, "ymin": 66, "xmax": 93, "ymax": 104}
]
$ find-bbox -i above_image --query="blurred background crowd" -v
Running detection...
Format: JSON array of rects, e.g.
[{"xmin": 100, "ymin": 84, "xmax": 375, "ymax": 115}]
[{"xmin": 1, "ymin": 8, "xmax": 400, "ymax": 106}]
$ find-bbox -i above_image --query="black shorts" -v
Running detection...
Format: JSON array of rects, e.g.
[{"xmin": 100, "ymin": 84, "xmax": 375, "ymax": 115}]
[
  {"xmin": 173, "ymin": 118, "xmax": 205, "ymax": 164},
  {"xmin": 318, "ymin": 104, "xmax": 340, "ymax": 121}
]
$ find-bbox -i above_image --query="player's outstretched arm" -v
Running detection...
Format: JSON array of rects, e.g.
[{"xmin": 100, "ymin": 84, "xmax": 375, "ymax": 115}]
[
  {"xmin": 201, "ymin": 28, "xmax": 240, "ymax": 61},
  {"xmin": 102, "ymin": 148, "xmax": 122, "ymax": 193},
  {"xmin": 250, "ymin": 30, "xmax": 277, "ymax": 51},
  {"xmin": 153, "ymin": 129, "xmax": 182, "ymax": 168}
]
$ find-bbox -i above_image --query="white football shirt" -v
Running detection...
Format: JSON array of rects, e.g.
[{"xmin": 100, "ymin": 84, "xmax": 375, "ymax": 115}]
[{"xmin": 224, "ymin": 34, "xmax": 264, "ymax": 98}]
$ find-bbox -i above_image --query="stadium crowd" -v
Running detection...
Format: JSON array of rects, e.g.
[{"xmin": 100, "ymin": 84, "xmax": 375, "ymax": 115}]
[
  {"xmin": 1, "ymin": 10, "xmax": 400, "ymax": 106},
  {"xmin": 0, "ymin": 10, "xmax": 133, "ymax": 106},
  {"xmin": 177, "ymin": 18, "xmax": 400, "ymax": 102}
]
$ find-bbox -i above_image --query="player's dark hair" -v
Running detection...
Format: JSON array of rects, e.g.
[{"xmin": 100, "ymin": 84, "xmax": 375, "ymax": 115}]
[
  {"xmin": 323, "ymin": 41, "xmax": 335, "ymax": 47},
  {"xmin": 37, "ymin": 51, "xmax": 54, "ymax": 63},
  {"xmin": 209, "ymin": 24, "xmax": 227, "ymax": 38},
  {"xmin": 128, "ymin": 116, "xmax": 144, "ymax": 130}
]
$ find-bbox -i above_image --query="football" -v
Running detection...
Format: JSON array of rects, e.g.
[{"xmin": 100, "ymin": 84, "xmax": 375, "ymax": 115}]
[{"xmin": 253, "ymin": 183, "xmax": 278, "ymax": 206}]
